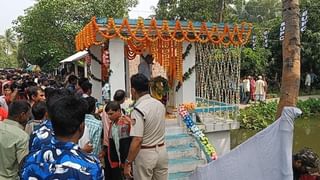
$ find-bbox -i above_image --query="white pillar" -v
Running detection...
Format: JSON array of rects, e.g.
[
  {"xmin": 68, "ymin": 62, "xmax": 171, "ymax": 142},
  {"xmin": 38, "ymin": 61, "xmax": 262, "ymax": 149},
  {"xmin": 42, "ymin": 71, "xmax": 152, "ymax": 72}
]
[
  {"xmin": 89, "ymin": 45, "xmax": 102, "ymax": 103},
  {"xmin": 74, "ymin": 64, "xmax": 78, "ymax": 76},
  {"xmin": 84, "ymin": 61, "xmax": 88, "ymax": 78},
  {"xmin": 176, "ymin": 42, "xmax": 196, "ymax": 106},
  {"xmin": 109, "ymin": 38, "xmax": 126, "ymax": 99}
]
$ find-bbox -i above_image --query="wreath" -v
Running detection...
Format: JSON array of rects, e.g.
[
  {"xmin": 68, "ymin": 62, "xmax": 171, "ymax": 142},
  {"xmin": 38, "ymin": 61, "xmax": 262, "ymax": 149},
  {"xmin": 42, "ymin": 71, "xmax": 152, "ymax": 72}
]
[{"xmin": 150, "ymin": 76, "xmax": 169, "ymax": 105}]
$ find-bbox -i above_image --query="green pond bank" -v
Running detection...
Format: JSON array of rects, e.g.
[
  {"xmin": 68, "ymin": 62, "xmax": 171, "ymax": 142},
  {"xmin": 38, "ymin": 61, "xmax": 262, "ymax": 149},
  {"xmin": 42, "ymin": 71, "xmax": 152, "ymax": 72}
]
[{"xmin": 231, "ymin": 116, "xmax": 320, "ymax": 155}]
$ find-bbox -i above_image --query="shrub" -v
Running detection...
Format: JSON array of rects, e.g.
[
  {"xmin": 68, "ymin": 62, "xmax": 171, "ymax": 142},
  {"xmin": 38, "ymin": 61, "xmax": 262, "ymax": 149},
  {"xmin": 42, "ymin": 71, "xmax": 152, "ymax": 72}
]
[
  {"xmin": 239, "ymin": 98, "xmax": 320, "ymax": 130},
  {"xmin": 239, "ymin": 101, "xmax": 277, "ymax": 130}
]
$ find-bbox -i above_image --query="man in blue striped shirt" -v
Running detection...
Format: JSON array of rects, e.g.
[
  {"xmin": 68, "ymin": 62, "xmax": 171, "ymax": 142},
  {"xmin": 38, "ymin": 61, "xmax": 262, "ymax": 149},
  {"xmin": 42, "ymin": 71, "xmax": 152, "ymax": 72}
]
[
  {"xmin": 20, "ymin": 95, "xmax": 104, "ymax": 179},
  {"xmin": 79, "ymin": 96, "xmax": 103, "ymax": 156}
]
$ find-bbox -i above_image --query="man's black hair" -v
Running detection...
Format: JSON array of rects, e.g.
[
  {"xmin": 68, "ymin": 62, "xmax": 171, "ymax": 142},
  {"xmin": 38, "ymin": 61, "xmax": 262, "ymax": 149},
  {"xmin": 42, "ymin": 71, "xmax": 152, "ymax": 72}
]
[
  {"xmin": 40, "ymin": 78, "xmax": 48, "ymax": 85},
  {"xmin": 44, "ymin": 87, "xmax": 55, "ymax": 99},
  {"xmin": 32, "ymin": 101, "xmax": 47, "ymax": 120},
  {"xmin": 143, "ymin": 54, "xmax": 154, "ymax": 64},
  {"xmin": 3, "ymin": 83, "xmax": 14, "ymax": 92},
  {"xmin": 8, "ymin": 100, "xmax": 30, "ymax": 119},
  {"xmin": 49, "ymin": 79, "xmax": 56, "ymax": 86},
  {"xmin": 113, "ymin": 89, "xmax": 126, "ymax": 102},
  {"xmin": 293, "ymin": 148, "xmax": 320, "ymax": 173},
  {"xmin": 130, "ymin": 73, "xmax": 149, "ymax": 93},
  {"xmin": 105, "ymin": 101, "xmax": 121, "ymax": 113},
  {"xmin": 78, "ymin": 77, "xmax": 89, "ymax": 87},
  {"xmin": 84, "ymin": 96, "xmax": 97, "ymax": 114},
  {"xmin": 6, "ymin": 74, "xmax": 12, "ymax": 80},
  {"xmin": 46, "ymin": 88, "xmax": 72, "ymax": 108},
  {"xmin": 48, "ymin": 95, "xmax": 88, "ymax": 137},
  {"xmin": 27, "ymin": 81, "xmax": 37, "ymax": 87},
  {"xmin": 68, "ymin": 75, "xmax": 78, "ymax": 84},
  {"xmin": 80, "ymin": 81, "xmax": 92, "ymax": 94},
  {"xmin": 27, "ymin": 86, "xmax": 43, "ymax": 100}
]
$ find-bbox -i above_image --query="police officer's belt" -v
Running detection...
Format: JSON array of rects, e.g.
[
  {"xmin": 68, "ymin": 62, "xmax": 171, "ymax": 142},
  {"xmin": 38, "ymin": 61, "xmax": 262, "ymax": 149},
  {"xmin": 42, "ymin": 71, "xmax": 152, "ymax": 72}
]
[{"xmin": 141, "ymin": 143, "xmax": 165, "ymax": 149}]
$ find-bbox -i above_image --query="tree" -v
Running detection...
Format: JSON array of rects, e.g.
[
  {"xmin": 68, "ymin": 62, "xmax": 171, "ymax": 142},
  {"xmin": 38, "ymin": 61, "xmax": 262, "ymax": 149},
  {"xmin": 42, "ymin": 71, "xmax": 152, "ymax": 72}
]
[
  {"xmin": 0, "ymin": 29, "xmax": 16, "ymax": 55},
  {"xmin": 0, "ymin": 28, "xmax": 19, "ymax": 68},
  {"xmin": 14, "ymin": 0, "xmax": 138, "ymax": 71},
  {"xmin": 276, "ymin": 0, "xmax": 301, "ymax": 117},
  {"xmin": 241, "ymin": 47, "xmax": 271, "ymax": 77},
  {"xmin": 226, "ymin": 0, "xmax": 282, "ymax": 23},
  {"xmin": 299, "ymin": 0, "xmax": 320, "ymax": 89},
  {"xmin": 154, "ymin": 0, "xmax": 222, "ymax": 22},
  {"xmin": 263, "ymin": 17, "xmax": 283, "ymax": 91}
]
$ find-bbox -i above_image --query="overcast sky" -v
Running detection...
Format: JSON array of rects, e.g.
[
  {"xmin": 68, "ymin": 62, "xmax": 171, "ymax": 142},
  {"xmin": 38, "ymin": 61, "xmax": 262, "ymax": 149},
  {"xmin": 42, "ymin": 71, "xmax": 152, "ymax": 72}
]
[
  {"xmin": 0, "ymin": 0, "xmax": 158, "ymax": 35},
  {"xmin": 0, "ymin": 0, "xmax": 35, "ymax": 34}
]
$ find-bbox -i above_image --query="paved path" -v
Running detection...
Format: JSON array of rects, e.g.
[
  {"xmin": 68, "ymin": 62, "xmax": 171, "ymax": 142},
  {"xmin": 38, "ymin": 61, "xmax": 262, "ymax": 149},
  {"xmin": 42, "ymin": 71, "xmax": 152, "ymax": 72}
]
[
  {"xmin": 267, "ymin": 95, "xmax": 320, "ymax": 102},
  {"xmin": 239, "ymin": 95, "xmax": 320, "ymax": 109}
]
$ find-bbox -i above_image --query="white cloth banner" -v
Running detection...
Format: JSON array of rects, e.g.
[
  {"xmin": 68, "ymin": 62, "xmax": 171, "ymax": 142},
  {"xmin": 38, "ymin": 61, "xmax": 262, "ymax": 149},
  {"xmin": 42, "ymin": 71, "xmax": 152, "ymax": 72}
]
[
  {"xmin": 189, "ymin": 106, "xmax": 302, "ymax": 180},
  {"xmin": 301, "ymin": 10, "xmax": 308, "ymax": 32},
  {"xmin": 279, "ymin": 22, "xmax": 286, "ymax": 41}
]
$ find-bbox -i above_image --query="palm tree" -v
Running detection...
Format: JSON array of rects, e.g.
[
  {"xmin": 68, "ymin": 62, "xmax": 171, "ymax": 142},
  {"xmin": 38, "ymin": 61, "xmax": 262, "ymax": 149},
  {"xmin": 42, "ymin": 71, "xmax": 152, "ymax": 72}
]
[
  {"xmin": 0, "ymin": 29, "xmax": 19, "ymax": 68},
  {"xmin": 0, "ymin": 39, "xmax": 5, "ymax": 55},
  {"xmin": 0, "ymin": 29, "xmax": 16, "ymax": 55},
  {"xmin": 276, "ymin": 0, "xmax": 301, "ymax": 117},
  {"xmin": 226, "ymin": 0, "xmax": 250, "ymax": 22},
  {"xmin": 227, "ymin": 0, "xmax": 282, "ymax": 23}
]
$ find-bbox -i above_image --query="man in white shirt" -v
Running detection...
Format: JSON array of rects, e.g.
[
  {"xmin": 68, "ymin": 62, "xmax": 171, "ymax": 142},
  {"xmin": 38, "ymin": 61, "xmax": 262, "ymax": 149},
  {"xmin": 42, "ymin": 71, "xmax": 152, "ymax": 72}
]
[
  {"xmin": 255, "ymin": 76, "xmax": 265, "ymax": 102},
  {"xmin": 242, "ymin": 76, "xmax": 251, "ymax": 104},
  {"xmin": 305, "ymin": 72, "xmax": 311, "ymax": 94}
]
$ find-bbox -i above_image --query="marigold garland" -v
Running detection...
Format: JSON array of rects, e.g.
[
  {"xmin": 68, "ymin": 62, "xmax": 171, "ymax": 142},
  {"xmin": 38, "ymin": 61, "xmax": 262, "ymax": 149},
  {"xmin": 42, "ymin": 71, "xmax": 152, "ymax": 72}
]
[
  {"xmin": 75, "ymin": 17, "xmax": 252, "ymax": 51},
  {"xmin": 181, "ymin": 102, "xmax": 196, "ymax": 111},
  {"xmin": 76, "ymin": 17, "xmax": 251, "ymax": 89},
  {"xmin": 176, "ymin": 42, "xmax": 183, "ymax": 82}
]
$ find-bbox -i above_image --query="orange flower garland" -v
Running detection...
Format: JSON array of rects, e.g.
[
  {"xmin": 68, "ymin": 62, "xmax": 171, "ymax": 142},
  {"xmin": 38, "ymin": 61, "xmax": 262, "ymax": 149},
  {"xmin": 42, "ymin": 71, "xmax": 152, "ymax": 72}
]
[
  {"xmin": 75, "ymin": 17, "xmax": 252, "ymax": 89},
  {"xmin": 75, "ymin": 17, "xmax": 252, "ymax": 51},
  {"xmin": 176, "ymin": 42, "xmax": 183, "ymax": 82},
  {"xmin": 181, "ymin": 102, "xmax": 196, "ymax": 111}
]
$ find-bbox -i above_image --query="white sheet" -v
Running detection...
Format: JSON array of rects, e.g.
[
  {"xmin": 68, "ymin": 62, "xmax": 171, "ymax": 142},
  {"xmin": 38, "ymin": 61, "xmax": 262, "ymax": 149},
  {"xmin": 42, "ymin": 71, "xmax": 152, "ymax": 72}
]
[{"xmin": 189, "ymin": 106, "xmax": 302, "ymax": 180}]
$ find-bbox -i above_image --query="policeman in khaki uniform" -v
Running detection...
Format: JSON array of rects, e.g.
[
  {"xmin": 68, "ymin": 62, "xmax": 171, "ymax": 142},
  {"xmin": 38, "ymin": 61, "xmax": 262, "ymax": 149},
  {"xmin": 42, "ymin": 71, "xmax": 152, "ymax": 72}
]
[{"xmin": 124, "ymin": 73, "xmax": 168, "ymax": 180}]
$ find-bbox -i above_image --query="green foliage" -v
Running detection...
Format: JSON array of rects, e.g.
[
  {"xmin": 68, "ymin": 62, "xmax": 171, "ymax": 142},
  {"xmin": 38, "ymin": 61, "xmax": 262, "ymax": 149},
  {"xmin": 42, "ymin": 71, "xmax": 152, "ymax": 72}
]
[
  {"xmin": 154, "ymin": 0, "xmax": 282, "ymax": 23},
  {"xmin": 240, "ymin": 98, "xmax": 320, "ymax": 130},
  {"xmin": 154, "ymin": 0, "xmax": 281, "ymax": 80},
  {"xmin": 297, "ymin": 98, "xmax": 320, "ymax": 116},
  {"xmin": 154, "ymin": 0, "xmax": 229, "ymax": 22},
  {"xmin": 0, "ymin": 29, "xmax": 20, "ymax": 68},
  {"xmin": 239, "ymin": 101, "xmax": 278, "ymax": 130},
  {"xmin": 226, "ymin": 0, "xmax": 282, "ymax": 23},
  {"xmin": 13, "ymin": 0, "xmax": 137, "ymax": 72},
  {"xmin": 300, "ymin": 0, "xmax": 320, "ymax": 76},
  {"xmin": 241, "ymin": 47, "xmax": 271, "ymax": 76},
  {"xmin": 153, "ymin": 0, "xmax": 320, "ymax": 95}
]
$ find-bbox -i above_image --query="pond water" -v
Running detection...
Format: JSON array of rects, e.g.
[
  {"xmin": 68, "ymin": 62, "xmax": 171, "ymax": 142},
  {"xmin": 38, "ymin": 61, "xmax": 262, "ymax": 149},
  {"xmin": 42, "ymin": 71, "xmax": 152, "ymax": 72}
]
[{"xmin": 231, "ymin": 116, "xmax": 320, "ymax": 155}]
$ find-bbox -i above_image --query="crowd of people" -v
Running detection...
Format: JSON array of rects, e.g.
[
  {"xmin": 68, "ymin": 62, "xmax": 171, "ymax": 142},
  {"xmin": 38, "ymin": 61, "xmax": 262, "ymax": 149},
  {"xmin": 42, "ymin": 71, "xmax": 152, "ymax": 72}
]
[
  {"xmin": 239, "ymin": 70, "xmax": 318, "ymax": 105},
  {"xmin": 0, "ymin": 68, "xmax": 168, "ymax": 180},
  {"xmin": 0, "ymin": 68, "xmax": 319, "ymax": 180},
  {"xmin": 240, "ymin": 75, "xmax": 268, "ymax": 104}
]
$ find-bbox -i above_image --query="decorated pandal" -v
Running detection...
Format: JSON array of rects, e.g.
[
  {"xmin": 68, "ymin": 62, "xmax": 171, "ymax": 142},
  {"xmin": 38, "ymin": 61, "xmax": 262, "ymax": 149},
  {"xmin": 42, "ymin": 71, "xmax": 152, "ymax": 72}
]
[
  {"xmin": 74, "ymin": 16, "xmax": 250, "ymax": 122},
  {"xmin": 75, "ymin": 17, "xmax": 252, "ymax": 159},
  {"xmin": 195, "ymin": 45, "xmax": 241, "ymax": 122},
  {"xmin": 174, "ymin": 45, "xmax": 241, "ymax": 125},
  {"xmin": 75, "ymin": 17, "xmax": 251, "ymax": 87}
]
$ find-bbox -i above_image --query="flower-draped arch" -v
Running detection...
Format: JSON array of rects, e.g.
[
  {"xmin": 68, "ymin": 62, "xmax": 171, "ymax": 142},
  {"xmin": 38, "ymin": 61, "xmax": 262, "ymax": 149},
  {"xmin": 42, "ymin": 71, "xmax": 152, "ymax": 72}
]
[{"xmin": 75, "ymin": 17, "xmax": 252, "ymax": 86}]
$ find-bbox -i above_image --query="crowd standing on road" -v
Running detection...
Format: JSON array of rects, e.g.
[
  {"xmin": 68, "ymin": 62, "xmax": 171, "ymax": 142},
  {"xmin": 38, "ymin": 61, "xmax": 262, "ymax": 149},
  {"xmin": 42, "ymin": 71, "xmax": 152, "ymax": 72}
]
[
  {"xmin": 1, "ymin": 68, "xmax": 319, "ymax": 180},
  {"xmin": 0, "ymin": 69, "xmax": 168, "ymax": 180}
]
